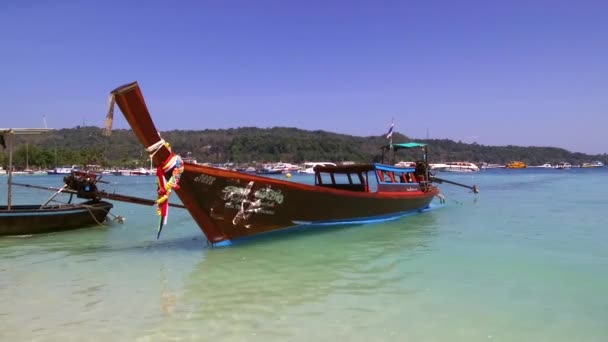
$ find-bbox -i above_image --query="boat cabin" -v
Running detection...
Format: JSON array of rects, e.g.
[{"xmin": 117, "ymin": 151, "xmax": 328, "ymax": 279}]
[{"xmin": 313, "ymin": 163, "xmax": 425, "ymax": 193}]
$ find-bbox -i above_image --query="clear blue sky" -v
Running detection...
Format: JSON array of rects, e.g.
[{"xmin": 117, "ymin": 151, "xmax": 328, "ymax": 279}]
[{"xmin": 1, "ymin": 1, "xmax": 606, "ymax": 154}]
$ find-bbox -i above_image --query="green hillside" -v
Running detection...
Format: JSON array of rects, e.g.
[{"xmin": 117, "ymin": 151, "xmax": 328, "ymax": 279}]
[{"xmin": 2, "ymin": 126, "xmax": 605, "ymax": 169}]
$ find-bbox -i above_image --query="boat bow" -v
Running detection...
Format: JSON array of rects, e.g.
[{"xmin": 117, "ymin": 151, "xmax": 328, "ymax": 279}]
[{"xmin": 109, "ymin": 82, "xmax": 229, "ymax": 243}]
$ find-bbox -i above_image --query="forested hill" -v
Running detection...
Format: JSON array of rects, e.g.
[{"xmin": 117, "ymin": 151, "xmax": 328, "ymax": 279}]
[{"xmin": 2, "ymin": 126, "xmax": 606, "ymax": 169}]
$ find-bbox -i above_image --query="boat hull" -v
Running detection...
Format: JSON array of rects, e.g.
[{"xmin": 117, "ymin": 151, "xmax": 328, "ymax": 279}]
[
  {"xmin": 177, "ymin": 163, "xmax": 438, "ymax": 243},
  {"xmin": 0, "ymin": 201, "xmax": 113, "ymax": 236}
]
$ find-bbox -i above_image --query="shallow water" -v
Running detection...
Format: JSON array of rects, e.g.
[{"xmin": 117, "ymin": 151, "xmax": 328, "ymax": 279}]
[{"xmin": 1, "ymin": 169, "xmax": 607, "ymax": 341}]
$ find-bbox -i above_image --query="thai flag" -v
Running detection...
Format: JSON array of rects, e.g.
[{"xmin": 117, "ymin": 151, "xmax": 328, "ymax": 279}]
[{"xmin": 386, "ymin": 120, "xmax": 394, "ymax": 139}]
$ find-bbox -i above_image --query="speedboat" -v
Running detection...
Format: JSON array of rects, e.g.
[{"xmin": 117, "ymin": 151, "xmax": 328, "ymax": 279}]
[{"xmin": 430, "ymin": 162, "xmax": 480, "ymax": 172}]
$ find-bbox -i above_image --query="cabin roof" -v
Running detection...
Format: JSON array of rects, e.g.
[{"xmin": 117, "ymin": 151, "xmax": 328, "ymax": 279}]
[
  {"xmin": 314, "ymin": 163, "xmax": 417, "ymax": 174},
  {"xmin": 381, "ymin": 142, "xmax": 427, "ymax": 151}
]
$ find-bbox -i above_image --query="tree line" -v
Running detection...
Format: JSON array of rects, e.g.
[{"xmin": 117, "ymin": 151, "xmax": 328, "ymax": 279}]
[{"xmin": 1, "ymin": 126, "xmax": 605, "ymax": 169}]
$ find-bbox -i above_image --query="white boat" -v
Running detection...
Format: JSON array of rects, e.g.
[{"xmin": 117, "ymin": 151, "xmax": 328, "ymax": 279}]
[
  {"xmin": 395, "ymin": 161, "xmax": 415, "ymax": 168},
  {"xmin": 47, "ymin": 165, "xmax": 79, "ymax": 175},
  {"xmin": 430, "ymin": 162, "xmax": 480, "ymax": 172},
  {"xmin": 555, "ymin": 162, "xmax": 572, "ymax": 169},
  {"xmin": 581, "ymin": 161, "xmax": 605, "ymax": 168},
  {"xmin": 480, "ymin": 163, "xmax": 505, "ymax": 169},
  {"xmin": 111, "ymin": 168, "xmax": 151, "ymax": 176},
  {"xmin": 298, "ymin": 162, "xmax": 337, "ymax": 174}
]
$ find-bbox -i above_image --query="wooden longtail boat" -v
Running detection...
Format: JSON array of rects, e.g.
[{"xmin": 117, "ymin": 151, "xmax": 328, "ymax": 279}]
[
  {"xmin": 108, "ymin": 82, "xmax": 444, "ymax": 246},
  {"xmin": 0, "ymin": 201, "xmax": 113, "ymax": 236},
  {"xmin": 0, "ymin": 129, "xmax": 114, "ymax": 236}
]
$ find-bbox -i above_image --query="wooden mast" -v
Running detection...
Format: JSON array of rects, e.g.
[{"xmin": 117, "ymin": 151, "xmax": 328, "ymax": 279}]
[{"xmin": 7, "ymin": 131, "xmax": 13, "ymax": 210}]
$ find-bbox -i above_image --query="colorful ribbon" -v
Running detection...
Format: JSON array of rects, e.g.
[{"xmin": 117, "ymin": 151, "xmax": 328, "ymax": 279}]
[{"xmin": 155, "ymin": 144, "xmax": 184, "ymax": 239}]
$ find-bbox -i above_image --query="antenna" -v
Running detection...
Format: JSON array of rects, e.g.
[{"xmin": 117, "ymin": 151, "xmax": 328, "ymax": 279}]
[{"xmin": 43, "ymin": 115, "xmax": 48, "ymax": 129}]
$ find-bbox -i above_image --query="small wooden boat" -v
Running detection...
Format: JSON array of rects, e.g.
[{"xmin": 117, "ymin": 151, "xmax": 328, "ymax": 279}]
[
  {"xmin": 0, "ymin": 128, "xmax": 114, "ymax": 236},
  {"xmin": 105, "ymin": 82, "xmax": 479, "ymax": 246},
  {"xmin": 0, "ymin": 201, "xmax": 113, "ymax": 236}
]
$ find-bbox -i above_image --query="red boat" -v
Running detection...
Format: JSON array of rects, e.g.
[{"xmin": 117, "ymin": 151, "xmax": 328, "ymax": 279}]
[{"xmin": 108, "ymin": 82, "xmax": 445, "ymax": 246}]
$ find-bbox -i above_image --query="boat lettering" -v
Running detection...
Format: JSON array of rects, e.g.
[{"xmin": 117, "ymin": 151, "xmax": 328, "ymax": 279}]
[
  {"xmin": 194, "ymin": 174, "xmax": 216, "ymax": 185},
  {"xmin": 221, "ymin": 185, "xmax": 253, "ymax": 200},
  {"xmin": 254, "ymin": 188, "xmax": 284, "ymax": 204}
]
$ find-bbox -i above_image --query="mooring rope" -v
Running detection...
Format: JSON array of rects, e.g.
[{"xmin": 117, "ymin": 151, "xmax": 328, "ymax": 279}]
[{"xmin": 81, "ymin": 203, "xmax": 125, "ymax": 226}]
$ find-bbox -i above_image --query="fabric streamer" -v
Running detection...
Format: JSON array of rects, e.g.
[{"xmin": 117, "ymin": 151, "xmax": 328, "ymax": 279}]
[{"xmin": 154, "ymin": 143, "xmax": 184, "ymax": 238}]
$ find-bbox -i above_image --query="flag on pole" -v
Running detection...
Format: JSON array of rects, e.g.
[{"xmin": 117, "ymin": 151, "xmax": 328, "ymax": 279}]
[
  {"xmin": 385, "ymin": 120, "xmax": 394, "ymax": 140},
  {"xmin": 386, "ymin": 120, "xmax": 395, "ymax": 149}
]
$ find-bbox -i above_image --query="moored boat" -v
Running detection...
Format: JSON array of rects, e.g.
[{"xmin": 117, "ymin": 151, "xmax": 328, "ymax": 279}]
[
  {"xmin": 298, "ymin": 162, "xmax": 337, "ymax": 174},
  {"xmin": 47, "ymin": 165, "xmax": 79, "ymax": 175},
  {"xmin": 0, "ymin": 201, "xmax": 114, "ymax": 236},
  {"xmin": 106, "ymin": 82, "xmax": 454, "ymax": 246},
  {"xmin": 506, "ymin": 161, "xmax": 527, "ymax": 169},
  {"xmin": 0, "ymin": 129, "xmax": 114, "ymax": 236},
  {"xmin": 430, "ymin": 162, "xmax": 480, "ymax": 172},
  {"xmin": 581, "ymin": 161, "xmax": 604, "ymax": 168}
]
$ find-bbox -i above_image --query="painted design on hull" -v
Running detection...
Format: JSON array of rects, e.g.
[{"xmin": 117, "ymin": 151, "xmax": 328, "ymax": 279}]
[{"xmin": 218, "ymin": 181, "xmax": 285, "ymax": 228}]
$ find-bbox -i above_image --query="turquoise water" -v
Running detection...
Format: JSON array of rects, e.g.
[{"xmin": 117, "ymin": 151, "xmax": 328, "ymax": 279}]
[{"xmin": 1, "ymin": 169, "xmax": 607, "ymax": 341}]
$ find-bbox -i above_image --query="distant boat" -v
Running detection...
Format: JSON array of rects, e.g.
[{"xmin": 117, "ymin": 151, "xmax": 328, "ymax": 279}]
[
  {"xmin": 47, "ymin": 165, "xmax": 79, "ymax": 175},
  {"xmin": 506, "ymin": 161, "xmax": 527, "ymax": 169},
  {"xmin": 128, "ymin": 167, "xmax": 151, "ymax": 176},
  {"xmin": 480, "ymin": 163, "xmax": 504, "ymax": 169},
  {"xmin": 581, "ymin": 161, "xmax": 604, "ymax": 168},
  {"xmin": 430, "ymin": 162, "xmax": 480, "ymax": 172},
  {"xmin": 555, "ymin": 162, "xmax": 572, "ymax": 169},
  {"xmin": 298, "ymin": 162, "xmax": 337, "ymax": 174},
  {"xmin": 111, "ymin": 168, "xmax": 152, "ymax": 176},
  {"xmin": 395, "ymin": 161, "xmax": 416, "ymax": 168}
]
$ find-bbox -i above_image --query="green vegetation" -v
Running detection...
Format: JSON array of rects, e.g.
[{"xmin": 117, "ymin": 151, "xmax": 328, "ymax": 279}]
[{"xmin": 1, "ymin": 126, "xmax": 605, "ymax": 169}]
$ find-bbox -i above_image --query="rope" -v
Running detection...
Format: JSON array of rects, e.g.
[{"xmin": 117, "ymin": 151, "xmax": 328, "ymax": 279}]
[
  {"xmin": 81, "ymin": 203, "xmax": 126, "ymax": 226},
  {"xmin": 81, "ymin": 204, "xmax": 106, "ymax": 226},
  {"xmin": 103, "ymin": 94, "xmax": 115, "ymax": 137},
  {"xmin": 145, "ymin": 139, "xmax": 167, "ymax": 158}
]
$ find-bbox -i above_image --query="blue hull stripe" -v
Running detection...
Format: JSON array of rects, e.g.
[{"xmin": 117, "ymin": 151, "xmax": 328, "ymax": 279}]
[{"xmin": 213, "ymin": 203, "xmax": 444, "ymax": 247}]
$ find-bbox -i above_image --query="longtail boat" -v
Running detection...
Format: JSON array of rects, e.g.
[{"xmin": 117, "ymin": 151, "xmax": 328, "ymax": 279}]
[
  {"xmin": 0, "ymin": 129, "xmax": 114, "ymax": 236},
  {"xmin": 107, "ymin": 82, "xmax": 459, "ymax": 246}
]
